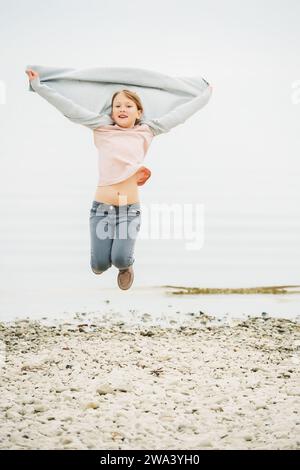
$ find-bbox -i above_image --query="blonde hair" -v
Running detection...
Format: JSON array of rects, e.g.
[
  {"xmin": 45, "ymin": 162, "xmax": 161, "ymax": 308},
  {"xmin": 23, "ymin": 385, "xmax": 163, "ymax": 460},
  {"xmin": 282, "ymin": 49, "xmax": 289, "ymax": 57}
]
[{"xmin": 110, "ymin": 89, "xmax": 144, "ymax": 125}]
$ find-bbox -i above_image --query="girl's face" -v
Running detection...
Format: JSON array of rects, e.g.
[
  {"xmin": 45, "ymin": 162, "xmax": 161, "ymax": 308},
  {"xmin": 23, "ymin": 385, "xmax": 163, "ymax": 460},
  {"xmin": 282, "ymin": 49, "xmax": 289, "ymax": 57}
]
[{"xmin": 111, "ymin": 92, "xmax": 142, "ymax": 128}]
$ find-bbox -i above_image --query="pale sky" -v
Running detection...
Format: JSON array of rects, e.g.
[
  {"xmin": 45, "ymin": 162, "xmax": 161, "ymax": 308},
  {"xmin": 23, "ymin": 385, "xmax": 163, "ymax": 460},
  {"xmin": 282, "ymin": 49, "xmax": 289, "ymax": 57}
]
[{"xmin": 0, "ymin": 0, "xmax": 300, "ymax": 292}]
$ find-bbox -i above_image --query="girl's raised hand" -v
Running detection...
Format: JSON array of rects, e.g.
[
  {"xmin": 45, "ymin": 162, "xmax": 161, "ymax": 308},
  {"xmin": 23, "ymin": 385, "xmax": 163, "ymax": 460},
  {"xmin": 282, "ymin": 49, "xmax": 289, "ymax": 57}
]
[{"xmin": 25, "ymin": 69, "xmax": 39, "ymax": 81}]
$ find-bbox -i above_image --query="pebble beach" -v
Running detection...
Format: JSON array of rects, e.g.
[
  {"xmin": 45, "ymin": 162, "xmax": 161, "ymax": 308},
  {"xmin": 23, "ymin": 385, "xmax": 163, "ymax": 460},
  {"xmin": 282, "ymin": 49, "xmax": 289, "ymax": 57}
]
[{"xmin": 0, "ymin": 309, "xmax": 299, "ymax": 450}]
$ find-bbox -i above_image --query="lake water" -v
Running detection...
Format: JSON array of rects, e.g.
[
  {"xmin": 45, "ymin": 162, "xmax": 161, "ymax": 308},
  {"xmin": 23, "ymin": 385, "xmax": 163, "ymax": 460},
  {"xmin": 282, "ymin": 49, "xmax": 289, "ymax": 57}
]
[{"xmin": 1, "ymin": 191, "xmax": 299, "ymax": 323}]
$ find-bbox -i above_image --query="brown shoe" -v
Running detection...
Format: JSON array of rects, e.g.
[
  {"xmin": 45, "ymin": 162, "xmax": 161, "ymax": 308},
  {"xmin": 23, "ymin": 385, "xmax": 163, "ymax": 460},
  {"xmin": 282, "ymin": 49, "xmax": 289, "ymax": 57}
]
[{"xmin": 117, "ymin": 265, "xmax": 134, "ymax": 290}]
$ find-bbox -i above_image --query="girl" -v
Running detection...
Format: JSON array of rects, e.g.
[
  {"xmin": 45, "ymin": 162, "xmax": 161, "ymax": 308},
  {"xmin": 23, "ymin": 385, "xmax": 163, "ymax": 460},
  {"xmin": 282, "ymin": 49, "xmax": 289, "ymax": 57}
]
[{"xmin": 25, "ymin": 68, "xmax": 212, "ymax": 290}]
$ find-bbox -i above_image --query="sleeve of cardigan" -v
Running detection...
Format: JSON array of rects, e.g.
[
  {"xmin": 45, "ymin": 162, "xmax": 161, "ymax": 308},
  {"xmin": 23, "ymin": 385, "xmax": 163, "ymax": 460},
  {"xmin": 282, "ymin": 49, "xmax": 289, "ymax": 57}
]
[
  {"xmin": 29, "ymin": 76, "xmax": 114, "ymax": 129},
  {"xmin": 145, "ymin": 80, "xmax": 213, "ymax": 136}
]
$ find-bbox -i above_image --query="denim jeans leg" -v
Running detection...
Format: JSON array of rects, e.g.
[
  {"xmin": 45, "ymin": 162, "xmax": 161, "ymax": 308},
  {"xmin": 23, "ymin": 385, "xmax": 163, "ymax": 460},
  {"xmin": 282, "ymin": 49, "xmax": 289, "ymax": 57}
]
[
  {"xmin": 89, "ymin": 201, "xmax": 113, "ymax": 274},
  {"xmin": 111, "ymin": 203, "xmax": 141, "ymax": 270}
]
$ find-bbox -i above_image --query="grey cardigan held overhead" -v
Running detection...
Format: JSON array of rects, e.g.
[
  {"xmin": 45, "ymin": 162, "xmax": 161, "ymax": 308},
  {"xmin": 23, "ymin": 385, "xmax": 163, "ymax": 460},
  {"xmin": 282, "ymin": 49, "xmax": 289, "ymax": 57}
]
[{"xmin": 26, "ymin": 65, "xmax": 213, "ymax": 135}]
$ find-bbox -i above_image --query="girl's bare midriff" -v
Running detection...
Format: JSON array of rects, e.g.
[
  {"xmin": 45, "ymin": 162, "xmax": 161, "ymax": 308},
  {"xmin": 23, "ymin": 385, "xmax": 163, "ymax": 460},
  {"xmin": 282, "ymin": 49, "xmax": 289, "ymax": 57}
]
[{"xmin": 93, "ymin": 172, "xmax": 140, "ymax": 206}]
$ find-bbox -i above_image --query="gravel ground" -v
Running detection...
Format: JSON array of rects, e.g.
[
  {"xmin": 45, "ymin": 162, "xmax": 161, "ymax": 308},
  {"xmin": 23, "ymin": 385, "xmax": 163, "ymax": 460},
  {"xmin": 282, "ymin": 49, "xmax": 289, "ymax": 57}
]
[{"xmin": 0, "ymin": 314, "xmax": 299, "ymax": 450}]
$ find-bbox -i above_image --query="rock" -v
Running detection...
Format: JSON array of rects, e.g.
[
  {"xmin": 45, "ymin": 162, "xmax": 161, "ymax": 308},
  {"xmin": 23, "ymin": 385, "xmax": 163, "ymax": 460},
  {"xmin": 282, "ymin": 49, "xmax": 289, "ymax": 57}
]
[
  {"xmin": 197, "ymin": 438, "xmax": 213, "ymax": 447},
  {"xmin": 242, "ymin": 433, "xmax": 253, "ymax": 441},
  {"xmin": 34, "ymin": 404, "xmax": 48, "ymax": 413},
  {"xmin": 157, "ymin": 355, "xmax": 173, "ymax": 361},
  {"xmin": 96, "ymin": 383, "xmax": 115, "ymax": 395},
  {"xmin": 84, "ymin": 402, "xmax": 99, "ymax": 410},
  {"xmin": 254, "ymin": 401, "xmax": 268, "ymax": 410},
  {"xmin": 61, "ymin": 437, "xmax": 73, "ymax": 445},
  {"xmin": 286, "ymin": 387, "xmax": 300, "ymax": 396},
  {"xmin": 6, "ymin": 410, "xmax": 20, "ymax": 420}
]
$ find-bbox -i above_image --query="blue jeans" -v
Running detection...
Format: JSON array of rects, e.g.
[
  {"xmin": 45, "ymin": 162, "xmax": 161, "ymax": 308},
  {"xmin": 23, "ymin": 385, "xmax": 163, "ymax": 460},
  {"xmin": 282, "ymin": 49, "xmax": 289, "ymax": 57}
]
[{"xmin": 89, "ymin": 200, "xmax": 141, "ymax": 273}]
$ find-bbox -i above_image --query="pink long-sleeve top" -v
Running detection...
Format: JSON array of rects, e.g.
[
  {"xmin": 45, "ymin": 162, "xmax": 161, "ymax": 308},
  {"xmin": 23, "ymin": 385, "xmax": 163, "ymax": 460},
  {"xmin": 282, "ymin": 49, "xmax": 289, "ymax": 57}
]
[{"xmin": 93, "ymin": 123, "xmax": 154, "ymax": 187}]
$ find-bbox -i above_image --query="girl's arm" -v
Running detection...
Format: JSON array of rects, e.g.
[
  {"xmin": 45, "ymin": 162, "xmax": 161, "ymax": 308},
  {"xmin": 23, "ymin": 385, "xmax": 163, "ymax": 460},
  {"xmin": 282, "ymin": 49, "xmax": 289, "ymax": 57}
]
[
  {"xmin": 29, "ymin": 76, "xmax": 114, "ymax": 129},
  {"xmin": 144, "ymin": 79, "xmax": 213, "ymax": 136}
]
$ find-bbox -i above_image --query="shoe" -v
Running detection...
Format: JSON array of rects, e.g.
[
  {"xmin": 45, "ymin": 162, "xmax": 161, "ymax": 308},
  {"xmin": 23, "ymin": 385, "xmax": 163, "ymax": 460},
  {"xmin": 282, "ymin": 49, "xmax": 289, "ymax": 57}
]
[{"xmin": 117, "ymin": 265, "xmax": 134, "ymax": 290}]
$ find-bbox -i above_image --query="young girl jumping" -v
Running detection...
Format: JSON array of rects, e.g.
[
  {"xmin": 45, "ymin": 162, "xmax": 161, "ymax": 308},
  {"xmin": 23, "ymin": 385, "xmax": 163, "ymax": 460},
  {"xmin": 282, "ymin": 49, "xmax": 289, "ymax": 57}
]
[{"xmin": 25, "ymin": 67, "xmax": 212, "ymax": 290}]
